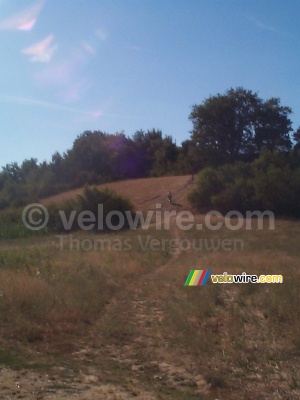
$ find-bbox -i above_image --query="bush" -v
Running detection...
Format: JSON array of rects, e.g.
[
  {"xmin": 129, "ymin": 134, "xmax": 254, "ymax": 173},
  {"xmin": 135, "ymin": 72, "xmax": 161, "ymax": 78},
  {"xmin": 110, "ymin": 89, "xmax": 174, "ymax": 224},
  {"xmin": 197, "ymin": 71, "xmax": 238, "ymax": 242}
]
[
  {"xmin": 47, "ymin": 185, "xmax": 135, "ymax": 233},
  {"xmin": 0, "ymin": 208, "xmax": 41, "ymax": 239},
  {"xmin": 188, "ymin": 167, "xmax": 224, "ymax": 210},
  {"xmin": 189, "ymin": 152, "xmax": 300, "ymax": 217},
  {"xmin": 0, "ymin": 185, "xmax": 135, "ymax": 239}
]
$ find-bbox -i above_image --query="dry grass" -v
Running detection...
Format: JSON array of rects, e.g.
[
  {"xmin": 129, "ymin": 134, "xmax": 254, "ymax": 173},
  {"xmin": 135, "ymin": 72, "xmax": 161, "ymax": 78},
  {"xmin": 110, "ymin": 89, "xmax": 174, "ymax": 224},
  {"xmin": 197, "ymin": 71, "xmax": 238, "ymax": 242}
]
[
  {"xmin": 156, "ymin": 217, "xmax": 300, "ymax": 398},
  {"xmin": 0, "ymin": 177, "xmax": 299, "ymax": 398},
  {"xmin": 0, "ymin": 227, "xmax": 171, "ymax": 345},
  {"xmin": 42, "ymin": 175, "xmax": 194, "ymax": 212}
]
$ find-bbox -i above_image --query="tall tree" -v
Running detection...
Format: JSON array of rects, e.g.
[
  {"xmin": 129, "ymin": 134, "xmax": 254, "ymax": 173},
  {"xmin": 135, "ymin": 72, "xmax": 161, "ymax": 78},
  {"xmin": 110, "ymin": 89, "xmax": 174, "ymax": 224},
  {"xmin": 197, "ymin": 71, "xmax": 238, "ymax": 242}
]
[{"xmin": 189, "ymin": 87, "xmax": 292, "ymax": 166}]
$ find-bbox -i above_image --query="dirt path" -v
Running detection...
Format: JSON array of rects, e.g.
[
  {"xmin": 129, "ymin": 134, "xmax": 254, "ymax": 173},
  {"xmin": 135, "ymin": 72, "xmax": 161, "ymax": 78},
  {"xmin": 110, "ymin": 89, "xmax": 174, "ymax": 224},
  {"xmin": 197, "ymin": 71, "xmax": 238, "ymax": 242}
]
[
  {"xmin": 87, "ymin": 216, "xmax": 210, "ymax": 397},
  {"xmin": 69, "ymin": 215, "xmax": 210, "ymax": 398},
  {"xmin": 3, "ymin": 178, "xmax": 299, "ymax": 399},
  {"xmin": 1, "ymin": 206, "xmax": 209, "ymax": 399}
]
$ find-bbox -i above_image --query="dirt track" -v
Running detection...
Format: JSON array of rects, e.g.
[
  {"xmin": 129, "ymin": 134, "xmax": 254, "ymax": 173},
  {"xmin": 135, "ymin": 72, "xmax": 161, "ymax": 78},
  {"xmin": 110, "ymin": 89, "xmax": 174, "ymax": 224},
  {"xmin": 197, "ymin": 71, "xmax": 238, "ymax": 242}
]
[
  {"xmin": 1, "ymin": 176, "xmax": 203, "ymax": 399},
  {"xmin": 2, "ymin": 176, "xmax": 299, "ymax": 399}
]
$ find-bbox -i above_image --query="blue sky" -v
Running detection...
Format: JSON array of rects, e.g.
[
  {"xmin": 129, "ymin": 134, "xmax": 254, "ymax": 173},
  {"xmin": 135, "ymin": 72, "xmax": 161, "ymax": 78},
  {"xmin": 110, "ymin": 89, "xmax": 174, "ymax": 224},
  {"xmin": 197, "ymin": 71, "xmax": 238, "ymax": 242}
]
[{"xmin": 1, "ymin": 0, "xmax": 300, "ymax": 167}]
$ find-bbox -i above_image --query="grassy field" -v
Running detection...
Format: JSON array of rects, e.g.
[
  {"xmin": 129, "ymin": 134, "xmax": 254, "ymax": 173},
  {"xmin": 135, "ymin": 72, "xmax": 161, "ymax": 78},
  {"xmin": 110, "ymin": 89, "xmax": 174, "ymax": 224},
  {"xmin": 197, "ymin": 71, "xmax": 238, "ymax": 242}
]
[{"xmin": 0, "ymin": 176, "xmax": 299, "ymax": 399}]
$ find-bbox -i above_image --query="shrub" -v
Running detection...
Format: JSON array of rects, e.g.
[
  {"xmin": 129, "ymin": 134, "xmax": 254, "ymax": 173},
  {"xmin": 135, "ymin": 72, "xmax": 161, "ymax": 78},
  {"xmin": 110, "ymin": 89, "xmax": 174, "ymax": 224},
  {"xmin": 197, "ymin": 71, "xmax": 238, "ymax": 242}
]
[
  {"xmin": 189, "ymin": 152, "xmax": 300, "ymax": 217},
  {"xmin": 47, "ymin": 185, "xmax": 135, "ymax": 233},
  {"xmin": 188, "ymin": 167, "xmax": 224, "ymax": 209},
  {"xmin": 0, "ymin": 185, "xmax": 135, "ymax": 239}
]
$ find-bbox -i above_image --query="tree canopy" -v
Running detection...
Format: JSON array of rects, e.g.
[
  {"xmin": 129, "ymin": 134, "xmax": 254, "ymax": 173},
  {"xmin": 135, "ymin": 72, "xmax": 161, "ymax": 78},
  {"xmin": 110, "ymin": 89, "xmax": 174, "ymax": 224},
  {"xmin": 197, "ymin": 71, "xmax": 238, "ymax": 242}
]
[{"xmin": 189, "ymin": 87, "xmax": 293, "ymax": 166}]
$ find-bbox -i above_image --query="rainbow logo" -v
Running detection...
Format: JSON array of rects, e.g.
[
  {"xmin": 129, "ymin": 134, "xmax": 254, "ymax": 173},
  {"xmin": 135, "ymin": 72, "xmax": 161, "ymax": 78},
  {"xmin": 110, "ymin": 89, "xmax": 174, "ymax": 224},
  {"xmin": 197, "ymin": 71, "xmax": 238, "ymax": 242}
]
[{"xmin": 184, "ymin": 270, "xmax": 211, "ymax": 286}]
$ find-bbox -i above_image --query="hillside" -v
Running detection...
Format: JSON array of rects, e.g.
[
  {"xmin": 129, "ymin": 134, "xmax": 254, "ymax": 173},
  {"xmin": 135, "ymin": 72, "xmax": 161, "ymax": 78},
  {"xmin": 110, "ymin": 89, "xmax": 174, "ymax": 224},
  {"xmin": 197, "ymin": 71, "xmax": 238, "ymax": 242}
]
[{"xmin": 42, "ymin": 175, "xmax": 195, "ymax": 212}]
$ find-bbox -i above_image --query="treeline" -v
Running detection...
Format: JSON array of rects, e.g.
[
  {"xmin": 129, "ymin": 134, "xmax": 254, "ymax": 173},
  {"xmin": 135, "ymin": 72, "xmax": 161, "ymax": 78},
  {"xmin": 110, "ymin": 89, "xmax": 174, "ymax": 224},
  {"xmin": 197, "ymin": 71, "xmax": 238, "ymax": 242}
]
[
  {"xmin": 1, "ymin": 87, "xmax": 300, "ymax": 215},
  {"xmin": 0, "ymin": 130, "xmax": 184, "ymax": 209},
  {"xmin": 189, "ymin": 151, "xmax": 300, "ymax": 217}
]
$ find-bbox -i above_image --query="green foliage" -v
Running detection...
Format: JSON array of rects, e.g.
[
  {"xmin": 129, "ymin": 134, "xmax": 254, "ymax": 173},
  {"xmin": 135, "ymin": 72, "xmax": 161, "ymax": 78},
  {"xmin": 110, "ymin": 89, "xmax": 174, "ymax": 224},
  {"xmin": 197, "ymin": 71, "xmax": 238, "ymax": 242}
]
[
  {"xmin": 150, "ymin": 135, "xmax": 178, "ymax": 176},
  {"xmin": 0, "ymin": 130, "xmax": 184, "ymax": 210},
  {"xmin": 0, "ymin": 208, "xmax": 43, "ymax": 240},
  {"xmin": 190, "ymin": 87, "xmax": 292, "ymax": 166},
  {"xmin": 293, "ymin": 126, "xmax": 300, "ymax": 150},
  {"xmin": 188, "ymin": 167, "xmax": 224, "ymax": 209},
  {"xmin": 47, "ymin": 185, "xmax": 135, "ymax": 233},
  {"xmin": 0, "ymin": 186, "xmax": 135, "ymax": 239},
  {"xmin": 0, "ymin": 88, "xmax": 299, "ymax": 211},
  {"xmin": 47, "ymin": 199, "xmax": 79, "ymax": 232},
  {"xmin": 211, "ymin": 162, "xmax": 257, "ymax": 213},
  {"xmin": 189, "ymin": 151, "xmax": 300, "ymax": 217}
]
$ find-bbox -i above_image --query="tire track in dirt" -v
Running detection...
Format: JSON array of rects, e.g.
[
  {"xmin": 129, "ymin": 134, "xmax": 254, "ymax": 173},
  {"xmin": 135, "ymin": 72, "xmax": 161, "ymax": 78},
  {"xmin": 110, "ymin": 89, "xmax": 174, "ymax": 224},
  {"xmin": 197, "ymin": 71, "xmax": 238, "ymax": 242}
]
[
  {"xmin": 75, "ymin": 212, "xmax": 211, "ymax": 398},
  {"xmin": 0, "ymin": 179, "xmax": 203, "ymax": 399}
]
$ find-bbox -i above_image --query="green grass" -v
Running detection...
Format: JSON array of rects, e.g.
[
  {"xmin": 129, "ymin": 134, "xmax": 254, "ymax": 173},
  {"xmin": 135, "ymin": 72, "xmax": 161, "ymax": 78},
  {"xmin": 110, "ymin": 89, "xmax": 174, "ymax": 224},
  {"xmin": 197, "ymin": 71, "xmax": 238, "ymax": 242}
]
[
  {"xmin": 0, "ymin": 222, "xmax": 44, "ymax": 239},
  {"xmin": 0, "ymin": 349, "xmax": 54, "ymax": 371}
]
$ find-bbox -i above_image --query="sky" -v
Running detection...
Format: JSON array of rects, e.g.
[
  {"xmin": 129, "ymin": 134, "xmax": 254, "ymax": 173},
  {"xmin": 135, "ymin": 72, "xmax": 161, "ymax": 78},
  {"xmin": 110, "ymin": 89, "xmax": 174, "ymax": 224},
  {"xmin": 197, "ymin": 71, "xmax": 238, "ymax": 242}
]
[{"xmin": 1, "ymin": 0, "xmax": 300, "ymax": 167}]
